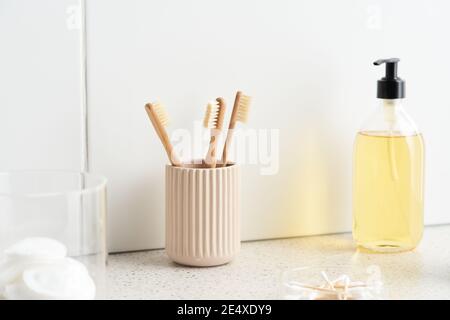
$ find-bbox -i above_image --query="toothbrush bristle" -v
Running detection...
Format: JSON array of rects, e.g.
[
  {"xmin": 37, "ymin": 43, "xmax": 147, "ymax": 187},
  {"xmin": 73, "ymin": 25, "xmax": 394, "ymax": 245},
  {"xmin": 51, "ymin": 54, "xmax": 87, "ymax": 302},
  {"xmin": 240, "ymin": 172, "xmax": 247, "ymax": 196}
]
[
  {"xmin": 152, "ymin": 102, "xmax": 169, "ymax": 127},
  {"xmin": 236, "ymin": 94, "xmax": 251, "ymax": 123},
  {"xmin": 203, "ymin": 101, "xmax": 220, "ymax": 129}
]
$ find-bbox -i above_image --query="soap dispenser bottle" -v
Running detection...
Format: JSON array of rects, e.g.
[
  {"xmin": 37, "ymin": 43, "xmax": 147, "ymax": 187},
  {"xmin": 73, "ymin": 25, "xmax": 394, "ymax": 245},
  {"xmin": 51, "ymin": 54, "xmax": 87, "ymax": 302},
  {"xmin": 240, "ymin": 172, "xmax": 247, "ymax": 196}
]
[{"xmin": 353, "ymin": 58, "xmax": 424, "ymax": 253}]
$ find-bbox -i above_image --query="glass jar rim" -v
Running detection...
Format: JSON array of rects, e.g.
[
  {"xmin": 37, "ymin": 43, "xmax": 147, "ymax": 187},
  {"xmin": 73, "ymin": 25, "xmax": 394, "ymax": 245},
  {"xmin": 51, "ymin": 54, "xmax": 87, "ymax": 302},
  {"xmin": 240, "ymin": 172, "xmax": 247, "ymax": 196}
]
[{"xmin": 0, "ymin": 170, "xmax": 107, "ymax": 198}]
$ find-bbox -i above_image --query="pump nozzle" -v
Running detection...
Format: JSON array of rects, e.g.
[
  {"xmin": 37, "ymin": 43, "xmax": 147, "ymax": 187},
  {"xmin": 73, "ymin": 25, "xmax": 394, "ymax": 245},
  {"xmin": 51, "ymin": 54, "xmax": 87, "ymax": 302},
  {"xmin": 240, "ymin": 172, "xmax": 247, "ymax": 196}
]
[
  {"xmin": 374, "ymin": 58, "xmax": 400, "ymax": 79},
  {"xmin": 373, "ymin": 58, "xmax": 405, "ymax": 99}
]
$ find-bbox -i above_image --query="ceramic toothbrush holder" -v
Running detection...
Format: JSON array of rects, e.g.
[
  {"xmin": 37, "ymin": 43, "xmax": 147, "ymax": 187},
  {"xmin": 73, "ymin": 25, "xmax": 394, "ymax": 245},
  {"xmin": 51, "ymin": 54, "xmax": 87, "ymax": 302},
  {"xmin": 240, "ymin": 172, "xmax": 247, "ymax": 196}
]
[{"xmin": 165, "ymin": 163, "xmax": 241, "ymax": 267}]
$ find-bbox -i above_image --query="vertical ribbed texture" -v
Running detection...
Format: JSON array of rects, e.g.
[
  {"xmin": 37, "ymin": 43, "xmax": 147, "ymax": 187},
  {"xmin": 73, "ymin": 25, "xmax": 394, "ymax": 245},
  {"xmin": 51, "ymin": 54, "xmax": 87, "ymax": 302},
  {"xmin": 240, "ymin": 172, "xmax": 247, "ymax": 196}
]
[{"xmin": 165, "ymin": 164, "xmax": 240, "ymax": 267}]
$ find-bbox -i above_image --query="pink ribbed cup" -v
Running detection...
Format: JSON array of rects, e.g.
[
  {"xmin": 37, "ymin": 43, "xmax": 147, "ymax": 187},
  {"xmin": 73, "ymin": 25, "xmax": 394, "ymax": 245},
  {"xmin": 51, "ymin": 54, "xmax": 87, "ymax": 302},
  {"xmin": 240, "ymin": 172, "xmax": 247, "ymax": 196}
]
[{"xmin": 165, "ymin": 163, "xmax": 241, "ymax": 267}]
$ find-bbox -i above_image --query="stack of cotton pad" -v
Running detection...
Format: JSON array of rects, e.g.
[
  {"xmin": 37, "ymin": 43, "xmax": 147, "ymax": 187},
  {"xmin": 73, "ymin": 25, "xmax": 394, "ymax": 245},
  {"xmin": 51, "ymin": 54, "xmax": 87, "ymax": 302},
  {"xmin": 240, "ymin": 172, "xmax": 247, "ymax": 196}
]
[{"xmin": 0, "ymin": 238, "xmax": 95, "ymax": 300}]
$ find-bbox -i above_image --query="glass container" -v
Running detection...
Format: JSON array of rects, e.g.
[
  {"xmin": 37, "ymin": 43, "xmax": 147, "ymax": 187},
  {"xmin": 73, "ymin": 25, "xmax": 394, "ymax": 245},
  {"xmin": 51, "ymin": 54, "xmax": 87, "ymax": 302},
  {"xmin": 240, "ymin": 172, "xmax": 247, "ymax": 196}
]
[
  {"xmin": 0, "ymin": 171, "xmax": 107, "ymax": 300},
  {"xmin": 280, "ymin": 265, "xmax": 384, "ymax": 300},
  {"xmin": 353, "ymin": 99, "xmax": 425, "ymax": 252}
]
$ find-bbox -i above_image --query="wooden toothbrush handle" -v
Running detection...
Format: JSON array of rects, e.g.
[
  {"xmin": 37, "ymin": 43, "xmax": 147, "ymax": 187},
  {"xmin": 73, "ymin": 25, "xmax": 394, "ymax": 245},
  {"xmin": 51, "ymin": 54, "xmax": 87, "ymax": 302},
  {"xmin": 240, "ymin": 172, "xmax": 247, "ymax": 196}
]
[
  {"xmin": 160, "ymin": 130, "xmax": 182, "ymax": 167},
  {"xmin": 221, "ymin": 91, "xmax": 241, "ymax": 166},
  {"xmin": 221, "ymin": 122, "xmax": 235, "ymax": 166},
  {"xmin": 205, "ymin": 97, "xmax": 226, "ymax": 168},
  {"xmin": 145, "ymin": 105, "xmax": 182, "ymax": 167},
  {"xmin": 206, "ymin": 129, "xmax": 221, "ymax": 168}
]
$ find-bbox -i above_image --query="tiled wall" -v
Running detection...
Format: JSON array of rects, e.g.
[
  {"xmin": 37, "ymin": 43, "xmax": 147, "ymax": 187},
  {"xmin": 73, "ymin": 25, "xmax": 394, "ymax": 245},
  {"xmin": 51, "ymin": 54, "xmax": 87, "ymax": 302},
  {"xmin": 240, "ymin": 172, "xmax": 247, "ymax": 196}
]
[
  {"xmin": 0, "ymin": 0, "xmax": 84, "ymax": 171},
  {"xmin": 2, "ymin": 0, "xmax": 450, "ymax": 253}
]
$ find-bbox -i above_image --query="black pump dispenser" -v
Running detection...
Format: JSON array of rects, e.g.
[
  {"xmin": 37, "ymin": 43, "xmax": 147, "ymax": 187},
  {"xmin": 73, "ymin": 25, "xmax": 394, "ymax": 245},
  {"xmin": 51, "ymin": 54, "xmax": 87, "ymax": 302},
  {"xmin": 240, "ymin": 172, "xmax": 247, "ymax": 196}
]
[{"xmin": 374, "ymin": 58, "xmax": 405, "ymax": 99}]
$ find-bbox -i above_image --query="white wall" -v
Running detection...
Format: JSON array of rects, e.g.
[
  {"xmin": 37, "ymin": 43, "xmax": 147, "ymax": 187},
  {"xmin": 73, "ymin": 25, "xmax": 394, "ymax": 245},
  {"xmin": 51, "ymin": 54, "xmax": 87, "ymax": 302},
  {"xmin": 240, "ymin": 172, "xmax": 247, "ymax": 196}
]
[
  {"xmin": 87, "ymin": 0, "xmax": 450, "ymax": 252},
  {"xmin": 0, "ymin": 0, "xmax": 84, "ymax": 171},
  {"xmin": 2, "ymin": 0, "xmax": 450, "ymax": 253}
]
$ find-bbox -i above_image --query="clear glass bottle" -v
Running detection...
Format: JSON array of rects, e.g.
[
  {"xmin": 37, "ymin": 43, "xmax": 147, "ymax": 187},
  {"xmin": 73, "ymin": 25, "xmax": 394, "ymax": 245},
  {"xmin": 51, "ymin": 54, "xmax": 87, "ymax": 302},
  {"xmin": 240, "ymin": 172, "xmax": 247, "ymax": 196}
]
[
  {"xmin": 0, "ymin": 171, "xmax": 107, "ymax": 300},
  {"xmin": 353, "ymin": 59, "xmax": 424, "ymax": 253}
]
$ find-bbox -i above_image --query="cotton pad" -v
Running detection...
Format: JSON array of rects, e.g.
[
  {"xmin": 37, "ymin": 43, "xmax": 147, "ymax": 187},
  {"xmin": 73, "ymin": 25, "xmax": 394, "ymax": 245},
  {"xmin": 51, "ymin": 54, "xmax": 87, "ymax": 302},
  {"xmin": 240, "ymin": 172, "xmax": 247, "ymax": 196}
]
[
  {"xmin": 0, "ymin": 256, "xmax": 73, "ymax": 293},
  {"xmin": 0, "ymin": 259, "xmax": 25, "ymax": 290},
  {"xmin": 18, "ymin": 258, "xmax": 96, "ymax": 300},
  {"xmin": 3, "ymin": 279, "xmax": 36, "ymax": 300},
  {"xmin": 4, "ymin": 237, "xmax": 67, "ymax": 260},
  {"xmin": 1, "ymin": 238, "xmax": 96, "ymax": 300},
  {"xmin": 0, "ymin": 237, "xmax": 68, "ymax": 292}
]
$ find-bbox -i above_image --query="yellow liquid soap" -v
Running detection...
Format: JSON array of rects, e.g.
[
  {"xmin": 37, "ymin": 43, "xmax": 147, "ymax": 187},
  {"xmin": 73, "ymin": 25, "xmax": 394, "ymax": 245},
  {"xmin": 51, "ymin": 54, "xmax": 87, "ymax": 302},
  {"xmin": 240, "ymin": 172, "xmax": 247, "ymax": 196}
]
[{"xmin": 353, "ymin": 131, "xmax": 424, "ymax": 253}]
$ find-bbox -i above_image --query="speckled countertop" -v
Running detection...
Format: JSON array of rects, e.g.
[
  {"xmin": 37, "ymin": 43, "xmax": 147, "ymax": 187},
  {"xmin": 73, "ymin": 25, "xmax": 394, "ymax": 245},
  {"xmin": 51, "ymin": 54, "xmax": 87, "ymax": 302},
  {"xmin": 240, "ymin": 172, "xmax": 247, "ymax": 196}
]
[{"xmin": 106, "ymin": 225, "xmax": 450, "ymax": 299}]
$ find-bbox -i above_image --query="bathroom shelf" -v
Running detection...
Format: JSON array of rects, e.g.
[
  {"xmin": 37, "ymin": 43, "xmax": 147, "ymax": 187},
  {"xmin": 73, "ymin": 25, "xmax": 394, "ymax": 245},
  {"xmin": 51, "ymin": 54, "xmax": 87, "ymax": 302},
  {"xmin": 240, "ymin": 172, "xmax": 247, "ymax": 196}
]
[{"xmin": 106, "ymin": 225, "xmax": 450, "ymax": 300}]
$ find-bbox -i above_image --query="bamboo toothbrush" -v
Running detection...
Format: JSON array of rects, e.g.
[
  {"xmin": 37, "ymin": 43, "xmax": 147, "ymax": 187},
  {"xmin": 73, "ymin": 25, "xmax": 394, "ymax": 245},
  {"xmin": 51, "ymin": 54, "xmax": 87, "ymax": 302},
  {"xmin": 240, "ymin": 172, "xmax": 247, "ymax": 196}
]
[
  {"xmin": 203, "ymin": 97, "xmax": 226, "ymax": 168},
  {"xmin": 145, "ymin": 102, "xmax": 182, "ymax": 166},
  {"xmin": 221, "ymin": 91, "xmax": 251, "ymax": 166}
]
